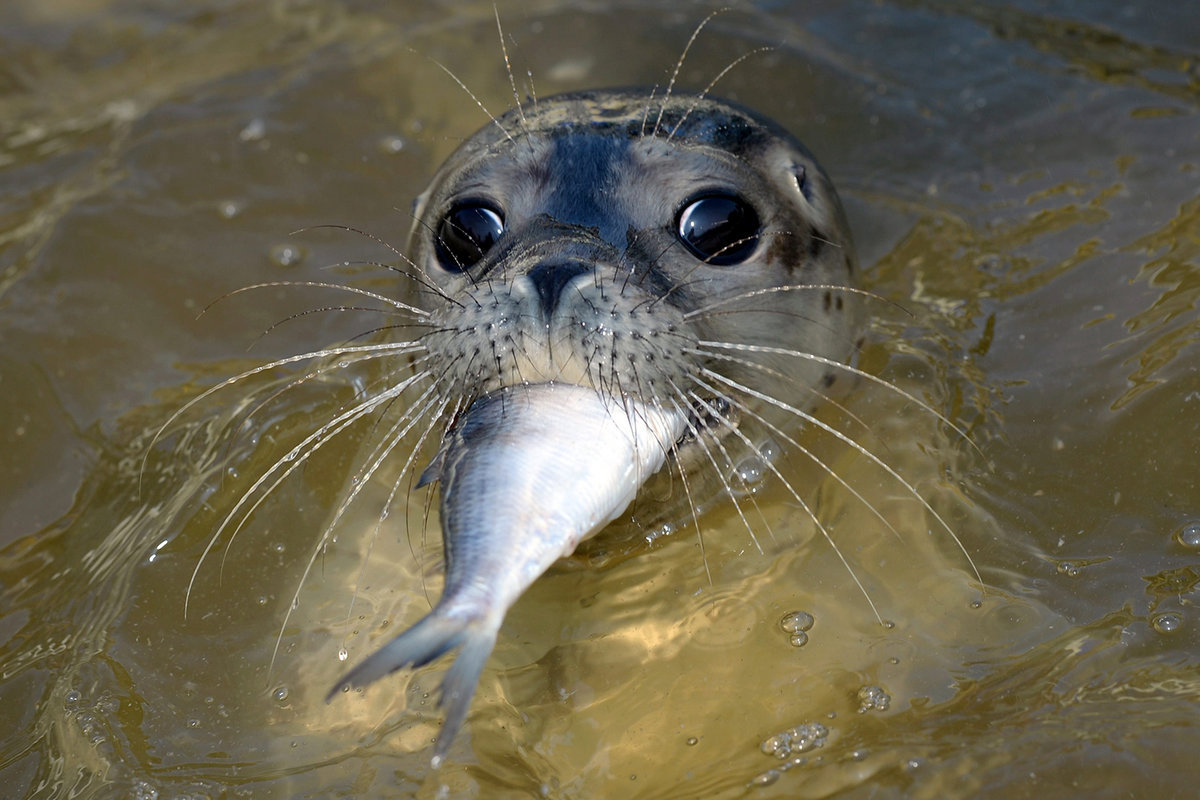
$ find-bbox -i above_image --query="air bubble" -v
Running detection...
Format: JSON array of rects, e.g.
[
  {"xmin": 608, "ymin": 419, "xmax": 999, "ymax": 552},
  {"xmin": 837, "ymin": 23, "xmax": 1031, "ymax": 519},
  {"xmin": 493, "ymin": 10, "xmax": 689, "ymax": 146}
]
[
  {"xmin": 857, "ymin": 685, "xmax": 891, "ymax": 713},
  {"xmin": 780, "ymin": 610, "xmax": 814, "ymax": 633},
  {"xmin": 735, "ymin": 457, "xmax": 765, "ymax": 486},
  {"xmin": 760, "ymin": 722, "xmax": 828, "ymax": 758},
  {"xmin": 686, "ymin": 736, "xmax": 699, "ymax": 746},
  {"xmin": 272, "ymin": 686, "xmax": 289, "ymax": 702},
  {"xmin": 1056, "ymin": 561, "xmax": 1081, "ymax": 577},
  {"xmin": 1176, "ymin": 522, "xmax": 1200, "ymax": 549},
  {"xmin": 338, "ymin": 647, "xmax": 349, "ymax": 661},
  {"xmin": 239, "ymin": 118, "xmax": 267, "ymax": 141},
  {"xmin": 788, "ymin": 632, "xmax": 809, "ymax": 647},
  {"xmin": 217, "ymin": 199, "xmax": 244, "ymax": 219},
  {"xmin": 644, "ymin": 521, "xmax": 675, "ymax": 544},
  {"xmin": 750, "ymin": 769, "xmax": 781, "ymax": 787},
  {"xmin": 378, "ymin": 134, "xmax": 407, "ymax": 154},
  {"xmin": 1151, "ymin": 612, "xmax": 1182, "ymax": 634},
  {"xmin": 269, "ymin": 243, "xmax": 306, "ymax": 268},
  {"xmin": 732, "ymin": 441, "xmax": 779, "ymax": 494}
]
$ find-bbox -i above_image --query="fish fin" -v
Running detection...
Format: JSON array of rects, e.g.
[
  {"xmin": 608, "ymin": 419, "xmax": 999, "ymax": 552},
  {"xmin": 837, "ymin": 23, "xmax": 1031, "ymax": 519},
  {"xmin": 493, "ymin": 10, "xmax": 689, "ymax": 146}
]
[
  {"xmin": 325, "ymin": 610, "xmax": 466, "ymax": 701},
  {"xmin": 415, "ymin": 450, "xmax": 445, "ymax": 488},
  {"xmin": 326, "ymin": 608, "xmax": 501, "ymax": 768},
  {"xmin": 431, "ymin": 626, "xmax": 498, "ymax": 769}
]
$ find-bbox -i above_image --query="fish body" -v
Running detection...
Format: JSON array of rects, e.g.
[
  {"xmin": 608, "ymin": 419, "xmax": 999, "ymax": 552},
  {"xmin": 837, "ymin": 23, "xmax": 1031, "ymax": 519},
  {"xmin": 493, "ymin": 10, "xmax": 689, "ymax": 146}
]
[{"xmin": 329, "ymin": 381, "xmax": 686, "ymax": 765}]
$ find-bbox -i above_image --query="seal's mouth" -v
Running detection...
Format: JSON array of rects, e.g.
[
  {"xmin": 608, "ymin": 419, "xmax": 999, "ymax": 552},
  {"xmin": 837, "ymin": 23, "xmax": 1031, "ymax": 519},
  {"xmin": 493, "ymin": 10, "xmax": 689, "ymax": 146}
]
[{"xmin": 439, "ymin": 380, "xmax": 735, "ymax": 466}]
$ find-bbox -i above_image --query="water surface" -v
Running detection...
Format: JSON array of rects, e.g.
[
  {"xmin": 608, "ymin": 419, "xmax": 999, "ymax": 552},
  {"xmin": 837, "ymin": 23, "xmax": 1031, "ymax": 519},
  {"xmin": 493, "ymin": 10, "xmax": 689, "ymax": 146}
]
[{"xmin": 1, "ymin": 1, "xmax": 1198, "ymax": 798}]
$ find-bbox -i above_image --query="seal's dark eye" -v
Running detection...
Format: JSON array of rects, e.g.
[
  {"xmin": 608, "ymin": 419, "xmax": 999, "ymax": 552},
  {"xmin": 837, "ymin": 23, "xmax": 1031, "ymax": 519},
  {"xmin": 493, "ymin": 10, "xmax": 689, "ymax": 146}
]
[
  {"xmin": 676, "ymin": 194, "xmax": 760, "ymax": 265},
  {"xmin": 435, "ymin": 204, "xmax": 505, "ymax": 272}
]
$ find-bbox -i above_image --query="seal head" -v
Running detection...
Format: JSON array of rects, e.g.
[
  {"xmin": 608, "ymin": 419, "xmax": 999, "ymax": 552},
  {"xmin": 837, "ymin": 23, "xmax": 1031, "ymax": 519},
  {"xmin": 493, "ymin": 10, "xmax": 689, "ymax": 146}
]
[{"xmin": 409, "ymin": 88, "xmax": 860, "ymax": 515}]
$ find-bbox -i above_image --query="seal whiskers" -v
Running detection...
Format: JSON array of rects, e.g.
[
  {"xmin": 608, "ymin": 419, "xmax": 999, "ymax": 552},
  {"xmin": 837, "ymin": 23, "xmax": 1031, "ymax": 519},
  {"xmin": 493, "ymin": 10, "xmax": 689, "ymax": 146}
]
[
  {"xmin": 160, "ymin": 24, "xmax": 984, "ymax": 759},
  {"xmin": 307, "ymin": 84, "xmax": 883, "ymax": 761}
]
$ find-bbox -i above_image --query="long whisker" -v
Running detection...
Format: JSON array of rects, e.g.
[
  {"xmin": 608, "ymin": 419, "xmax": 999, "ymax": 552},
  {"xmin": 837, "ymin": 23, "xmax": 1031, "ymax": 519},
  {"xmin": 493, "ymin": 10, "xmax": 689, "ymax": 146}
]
[
  {"xmin": 687, "ymin": 346, "xmax": 877, "ymax": 440},
  {"xmin": 295, "ymin": 223, "xmax": 455, "ymax": 305},
  {"xmin": 662, "ymin": 395, "xmax": 712, "ymax": 585},
  {"xmin": 652, "ymin": 7, "xmax": 729, "ymax": 137},
  {"xmin": 526, "ymin": 67, "xmax": 538, "ymax": 117},
  {"xmin": 686, "ymin": 389, "xmax": 885, "ymax": 624},
  {"xmin": 666, "ymin": 46, "xmax": 774, "ymax": 142},
  {"xmin": 216, "ymin": 350, "xmax": 431, "ymax": 479},
  {"xmin": 410, "ymin": 390, "xmax": 468, "ymax": 612},
  {"xmin": 493, "ymin": 4, "xmax": 525, "ymax": 128},
  {"xmin": 417, "ymin": 51, "xmax": 516, "ymax": 146},
  {"xmin": 360, "ymin": 393, "xmax": 455, "ymax": 622},
  {"xmin": 698, "ymin": 366, "xmax": 982, "ymax": 584},
  {"xmin": 410, "ymin": 212, "xmax": 486, "ymax": 295},
  {"xmin": 272, "ymin": 388, "xmax": 450, "ymax": 674},
  {"xmin": 666, "ymin": 380, "xmax": 771, "ymax": 556},
  {"xmin": 695, "ymin": 339, "xmax": 981, "ymax": 455},
  {"xmin": 140, "ymin": 341, "xmax": 421, "ymax": 493},
  {"xmin": 184, "ymin": 371, "xmax": 427, "ymax": 616},
  {"xmin": 689, "ymin": 372, "xmax": 902, "ymax": 542},
  {"xmin": 638, "ymin": 231, "xmax": 790, "ymax": 313},
  {"xmin": 207, "ymin": 372, "xmax": 418, "ymax": 585},
  {"xmin": 684, "ymin": 284, "xmax": 902, "ymax": 320},
  {"xmin": 244, "ymin": 307, "xmax": 428, "ymax": 353},
  {"xmin": 207, "ymin": 280, "xmax": 430, "ymax": 318},
  {"xmin": 638, "ymin": 84, "xmax": 660, "ymax": 139}
]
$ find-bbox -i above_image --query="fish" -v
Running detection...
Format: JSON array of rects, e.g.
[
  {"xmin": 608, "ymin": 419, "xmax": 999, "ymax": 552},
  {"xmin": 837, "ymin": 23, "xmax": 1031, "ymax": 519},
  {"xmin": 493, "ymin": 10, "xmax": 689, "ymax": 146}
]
[{"xmin": 326, "ymin": 381, "xmax": 687, "ymax": 766}]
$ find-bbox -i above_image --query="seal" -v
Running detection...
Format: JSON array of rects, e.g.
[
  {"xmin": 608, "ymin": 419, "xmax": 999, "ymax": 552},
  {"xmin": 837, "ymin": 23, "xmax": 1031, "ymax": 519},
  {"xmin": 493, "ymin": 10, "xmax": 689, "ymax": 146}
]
[
  {"xmin": 315, "ymin": 86, "xmax": 871, "ymax": 762},
  {"xmin": 168, "ymin": 79, "xmax": 887, "ymax": 766}
]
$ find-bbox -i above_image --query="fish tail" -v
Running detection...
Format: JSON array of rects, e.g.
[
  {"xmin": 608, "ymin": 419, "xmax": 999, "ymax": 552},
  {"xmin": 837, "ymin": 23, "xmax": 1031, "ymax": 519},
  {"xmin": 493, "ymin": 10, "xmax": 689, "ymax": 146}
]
[
  {"xmin": 325, "ymin": 605, "xmax": 499, "ymax": 767},
  {"xmin": 431, "ymin": 625, "xmax": 498, "ymax": 768}
]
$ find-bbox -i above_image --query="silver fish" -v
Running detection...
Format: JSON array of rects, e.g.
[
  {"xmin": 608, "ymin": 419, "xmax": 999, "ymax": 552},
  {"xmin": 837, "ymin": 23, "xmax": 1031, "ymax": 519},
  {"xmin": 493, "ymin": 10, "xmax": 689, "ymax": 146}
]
[{"xmin": 327, "ymin": 381, "xmax": 686, "ymax": 766}]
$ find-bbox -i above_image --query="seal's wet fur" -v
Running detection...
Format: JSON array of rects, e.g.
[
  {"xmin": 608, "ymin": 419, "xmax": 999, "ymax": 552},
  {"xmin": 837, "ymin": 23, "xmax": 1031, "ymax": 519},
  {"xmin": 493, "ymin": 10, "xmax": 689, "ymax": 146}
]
[
  {"xmin": 411, "ymin": 89, "xmax": 861, "ymax": 483},
  {"xmin": 321, "ymin": 88, "xmax": 866, "ymax": 762}
]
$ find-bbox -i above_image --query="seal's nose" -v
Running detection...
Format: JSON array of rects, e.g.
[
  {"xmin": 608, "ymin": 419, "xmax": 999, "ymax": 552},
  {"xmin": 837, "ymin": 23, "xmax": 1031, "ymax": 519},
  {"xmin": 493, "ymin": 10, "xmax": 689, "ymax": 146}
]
[{"xmin": 526, "ymin": 262, "xmax": 591, "ymax": 318}]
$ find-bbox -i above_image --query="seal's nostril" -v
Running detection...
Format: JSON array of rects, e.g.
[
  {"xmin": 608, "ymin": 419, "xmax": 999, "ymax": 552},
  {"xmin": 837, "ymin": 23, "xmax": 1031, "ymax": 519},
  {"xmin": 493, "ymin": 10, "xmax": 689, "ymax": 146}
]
[{"xmin": 526, "ymin": 262, "xmax": 591, "ymax": 317}]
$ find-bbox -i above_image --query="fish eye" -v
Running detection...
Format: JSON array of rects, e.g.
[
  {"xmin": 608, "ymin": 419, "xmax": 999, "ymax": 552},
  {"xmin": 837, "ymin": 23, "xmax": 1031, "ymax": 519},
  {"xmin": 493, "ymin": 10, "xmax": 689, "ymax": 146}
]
[
  {"xmin": 435, "ymin": 203, "xmax": 505, "ymax": 272},
  {"xmin": 675, "ymin": 194, "xmax": 761, "ymax": 265}
]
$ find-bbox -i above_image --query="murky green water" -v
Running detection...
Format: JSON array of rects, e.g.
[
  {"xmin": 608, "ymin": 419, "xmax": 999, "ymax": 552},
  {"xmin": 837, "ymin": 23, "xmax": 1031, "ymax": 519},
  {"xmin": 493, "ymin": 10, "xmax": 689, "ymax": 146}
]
[{"xmin": 2, "ymin": 1, "xmax": 1198, "ymax": 798}]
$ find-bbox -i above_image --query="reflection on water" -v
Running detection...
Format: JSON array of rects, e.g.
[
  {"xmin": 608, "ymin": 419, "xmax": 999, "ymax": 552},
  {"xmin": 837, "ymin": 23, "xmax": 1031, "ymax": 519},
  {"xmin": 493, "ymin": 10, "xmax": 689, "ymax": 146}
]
[{"xmin": 2, "ymin": 1, "xmax": 1198, "ymax": 797}]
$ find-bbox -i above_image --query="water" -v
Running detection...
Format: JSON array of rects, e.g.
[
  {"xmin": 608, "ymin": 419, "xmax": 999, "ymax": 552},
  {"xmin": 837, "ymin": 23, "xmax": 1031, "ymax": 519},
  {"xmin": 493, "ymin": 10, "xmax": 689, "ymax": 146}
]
[{"xmin": 2, "ymin": 1, "xmax": 1198, "ymax": 798}]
